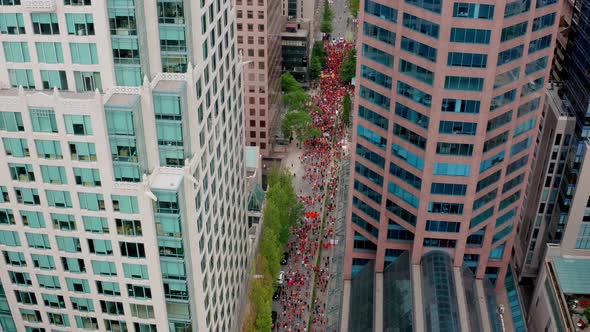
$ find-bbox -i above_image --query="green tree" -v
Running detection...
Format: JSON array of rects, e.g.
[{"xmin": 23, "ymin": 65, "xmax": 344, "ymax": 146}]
[
  {"xmin": 349, "ymin": 0, "xmax": 360, "ymax": 17},
  {"xmin": 283, "ymin": 90, "xmax": 310, "ymax": 111},
  {"xmin": 320, "ymin": 19, "xmax": 333, "ymax": 34},
  {"xmin": 321, "ymin": 0, "xmax": 333, "ymax": 34},
  {"xmin": 282, "ymin": 111, "xmax": 311, "ymax": 138},
  {"xmin": 323, "ymin": 0, "xmax": 333, "ymax": 21},
  {"xmin": 281, "ymin": 72, "xmax": 302, "ymax": 93},
  {"xmin": 312, "ymin": 41, "xmax": 327, "ymax": 68},
  {"xmin": 342, "ymin": 93, "xmax": 351, "ymax": 127},
  {"xmin": 309, "ymin": 56, "xmax": 322, "ymax": 80},
  {"xmin": 340, "ymin": 48, "xmax": 356, "ymax": 83}
]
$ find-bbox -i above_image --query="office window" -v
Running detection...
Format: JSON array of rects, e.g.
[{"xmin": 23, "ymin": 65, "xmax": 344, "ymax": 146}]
[
  {"xmin": 40, "ymin": 165, "xmax": 67, "ymax": 185},
  {"xmin": 0, "ymin": 230, "xmax": 20, "ymax": 246},
  {"xmin": 521, "ymin": 76, "xmax": 545, "ymax": 97},
  {"xmin": 487, "ymin": 111, "xmax": 513, "ymax": 132},
  {"xmin": 360, "ymin": 65, "xmax": 392, "ymax": 89},
  {"xmin": 358, "ymin": 105, "xmax": 388, "ymax": 130},
  {"xmin": 499, "ymin": 190, "xmax": 521, "ymax": 211},
  {"xmin": 8, "ymin": 69, "xmax": 34, "ymax": 89},
  {"xmin": 64, "ymin": 115, "xmax": 92, "ymax": 135},
  {"xmin": 453, "ymin": 2, "xmax": 494, "ymax": 19},
  {"xmin": 42, "ymin": 294, "xmax": 66, "ymax": 309},
  {"xmin": 51, "ymin": 213, "xmax": 76, "ymax": 231},
  {"xmin": 359, "ymin": 85, "xmax": 390, "ymax": 110},
  {"xmin": 25, "ymin": 233, "xmax": 50, "ymax": 249},
  {"xmin": 36, "ymin": 42, "xmax": 63, "ymax": 63},
  {"xmin": 436, "ymin": 142, "xmax": 473, "ymax": 156},
  {"xmin": 37, "ymin": 274, "xmax": 60, "ymax": 289},
  {"xmin": 78, "ymin": 192, "xmax": 105, "ymax": 211},
  {"xmin": 15, "ymin": 187, "xmax": 40, "ymax": 205},
  {"xmin": 35, "ymin": 140, "xmax": 62, "ymax": 159},
  {"xmin": 528, "ymin": 35, "xmax": 552, "ymax": 54},
  {"xmin": 56, "ymin": 235, "xmax": 81, "ymax": 253},
  {"xmin": 504, "ymin": 0, "xmax": 531, "ymax": 18},
  {"xmin": 20, "ymin": 210, "xmax": 45, "ymax": 228},
  {"xmin": 3, "ymin": 251, "xmax": 26, "ymax": 266},
  {"xmin": 390, "ymin": 163, "xmax": 421, "ymax": 189},
  {"xmin": 65, "ymin": 0, "xmax": 92, "ymax": 5},
  {"xmin": 3, "ymin": 41, "xmax": 29, "ymax": 62},
  {"xmin": 362, "ymin": 43, "xmax": 394, "ymax": 68},
  {"xmin": 477, "ymin": 170, "xmax": 502, "ymax": 192},
  {"xmin": 403, "ymin": 13, "xmax": 439, "ymax": 38},
  {"xmin": 0, "ymin": 187, "xmax": 8, "ymax": 203},
  {"xmin": 433, "ymin": 163, "xmax": 471, "ymax": 176},
  {"xmin": 501, "ymin": 22, "xmax": 528, "ymax": 42},
  {"xmin": 66, "ymin": 277, "xmax": 90, "ymax": 293},
  {"xmin": 444, "ymin": 76, "xmax": 484, "ymax": 91},
  {"xmin": 494, "ymin": 67, "xmax": 520, "ymax": 89},
  {"xmin": 397, "ymin": 81, "xmax": 432, "ymax": 107},
  {"xmin": 424, "ymin": 238, "xmax": 457, "ymax": 248},
  {"xmin": 357, "ymin": 124, "xmax": 387, "ymax": 150},
  {"xmin": 157, "ymin": 0, "xmax": 184, "ymax": 23},
  {"xmin": 88, "ymin": 239, "xmax": 113, "ymax": 255},
  {"xmin": 391, "ymin": 143, "xmax": 424, "ymax": 170},
  {"xmin": 71, "ymin": 297, "xmax": 94, "ymax": 313},
  {"xmin": 66, "ymin": 14, "xmax": 94, "ymax": 35},
  {"xmin": 365, "ymin": 0, "xmax": 397, "ymax": 22},
  {"xmin": 69, "ymin": 142, "xmax": 97, "ymax": 161},
  {"xmin": 96, "ymin": 281, "xmax": 121, "ymax": 296},
  {"xmin": 536, "ymin": 0, "xmax": 557, "ymax": 8},
  {"xmin": 74, "ymin": 71, "xmax": 102, "ymax": 92},
  {"xmin": 395, "ymin": 103, "xmax": 429, "ymax": 129},
  {"xmin": 41, "ymin": 70, "xmax": 68, "ymax": 90},
  {"xmin": 83, "ymin": 216, "xmax": 109, "ymax": 233},
  {"xmin": 497, "ymin": 45, "xmax": 524, "ymax": 66},
  {"xmin": 9, "ymin": 163, "xmax": 35, "ymax": 181},
  {"xmin": 425, "ymin": 220, "xmax": 461, "ymax": 233},
  {"xmin": 490, "ymin": 89, "xmax": 516, "ymax": 111},
  {"xmin": 441, "ymin": 98, "xmax": 480, "ymax": 114},
  {"xmin": 46, "ymin": 190, "xmax": 73, "ymax": 208},
  {"xmin": 352, "ymin": 196, "xmax": 381, "ymax": 221},
  {"xmin": 439, "ymin": 120, "xmax": 477, "ymax": 135},
  {"xmin": 0, "ymin": 208, "xmax": 14, "ymax": 225},
  {"xmin": 31, "ymin": 254, "xmax": 55, "ymax": 269},
  {"xmin": 363, "ymin": 22, "xmax": 395, "ymax": 45},
  {"xmin": 119, "ymin": 241, "xmax": 145, "ymax": 258},
  {"xmin": 473, "ymin": 189, "xmax": 498, "ymax": 210},
  {"xmin": 393, "ymin": 124, "xmax": 427, "ymax": 149},
  {"xmin": 31, "ymin": 13, "xmax": 59, "ymax": 35},
  {"xmin": 9, "ymin": 271, "xmax": 32, "ymax": 286},
  {"xmin": 510, "ymin": 136, "xmax": 533, "ymax": 156},
  {"xmin": 480, "ymin": 151, "xmax": 505, "ymax": 173},
  {"xmin": 73, "ymin": 168, "xmax": 101, "ymax": 187},
  {"xmin": 428, "ymin": 202, "xmax": 464, "ymax": 214},
  {"xmin": 127, "ymin": 284, "xmax": 152, "ymax": 299},
  {"xmin": 0, "ymin": 112, "xmax": 24, "ymax": 132},
  {"xmin": 112, "ymin": 195, "xmax": 138, "ymax": 213},
  {"xmin": 406, "ymin": 0, "xmax": 441, "ymax": 13},
  {"xmin": 123, "ymin": 263, "xmax": 149, "ymax": 280},
  {"xmin": 430, "ymin": 183, "xmax": 467, "ymax": 196},
  {"xmin": 532, "ymin": 13, "xmax": 555, "ymax": 31},
  {"xmin": 355, "ymin": 162, "xmax": 384, "ymax": 186},
  {"xmin": 447, "ymin": 52, "xmax": 487, "ymax": 68},
  {"xmin": 30, "ymin": 108, "xmax": 58, "ymax": 133},
  {"xmin": 506, "ymin": 155, "xmax": 529, "ymax": 175},
  {"xmin": 513, "ymin": 118, "xmax": 536, "ymax": 137},
  {"xmin": 484, "ymin": 131, "xmax": 509, "ymax": 152},
  {"xmin": 0, "ymin": 13, "xmax": 25, "ymax": 34},
  {"xmin": 525, "ymin": 56, "xmax": 548, "ymax": 75},
  {"xmin": 450, "ymin": 27, "xmax": 491, "ymax": 44},
  {"xmin": 400, "ymin": 36, "xmax": 437, "ymax": 62},
  {"xmin": 70, "ymin": 43, "xmax": 98, "ymax": 64},
  {"xmin": 387, "ymin": 182, "xmax": 419, "ymax": 208},
  {"xmin": 502, "ymin": 173, "xmax": 525, "ymax": 193},
  {"xmin": 399, "ymin": 59, "xmax": 434, "ymax": 85}
]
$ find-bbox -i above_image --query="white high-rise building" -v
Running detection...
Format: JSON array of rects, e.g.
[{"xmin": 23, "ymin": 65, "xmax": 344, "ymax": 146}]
[{"xmin": 0, "ymin": 1, "xmax": 248, "ymax": 331}]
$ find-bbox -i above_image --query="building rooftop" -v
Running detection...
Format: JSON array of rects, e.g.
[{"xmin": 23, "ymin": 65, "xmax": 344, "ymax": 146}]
[
  {"xmin": 150, "ymin": 169, "xmax": 184, "ymax": 191},
  {"xmin": 554, "ymin": 256, "xmax": 590, "ymax": 295},
  {"xmin": 154, "ymin": 80, "xmax": 186, "ymax": 93},
  {"xmin": 105, "ymin": 93, "xmax": 140, "ymax": 108},
  {"xmin": 245, "ymin": 146, "xmax": 259, "ymax": 170}
]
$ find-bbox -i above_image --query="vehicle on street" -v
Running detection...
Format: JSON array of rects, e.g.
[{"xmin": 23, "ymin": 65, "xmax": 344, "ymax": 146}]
[
  {"xmin": 272, "ymin": 311, "xmax": 278, "ymax": 328},
  {"xmin": 281, "ymin": 252, "xmax": 289, "ymax": 265},
  {"xmin": 273, "ymin": 286, "xmax": 282, "ymax": 300},
  {"xmin": 277, "ymin": 270, "xmax": 285, "ymax": 285}
]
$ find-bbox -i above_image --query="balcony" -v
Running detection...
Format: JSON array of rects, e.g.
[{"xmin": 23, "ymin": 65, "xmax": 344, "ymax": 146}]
[{"xmin": 22, "ymin": 0, "xmax": 56, "ymax": 11}]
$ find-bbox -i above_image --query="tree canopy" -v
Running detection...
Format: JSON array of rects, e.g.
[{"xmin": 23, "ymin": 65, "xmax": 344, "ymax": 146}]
[
  {"xmin": 340, "ymin": 48, "xmax": 356, "ymax": 84},
  {"xmin": 349, "ymin": 0, "xmax": 360, "ymax": 18},
  {"xmin": 342, "ymin": 93, "xmax": 352, "ymax": 127},
  {"xmin": 320, "ymin": 0, "xmax": 333, "ymax": 34},
  {"xmin": 282, "ymin": 111, "xmax": 320, "ymax": 143},
  {"xmin": 281, "ymin": 72, "xmax": 302, "ymax": 93}
]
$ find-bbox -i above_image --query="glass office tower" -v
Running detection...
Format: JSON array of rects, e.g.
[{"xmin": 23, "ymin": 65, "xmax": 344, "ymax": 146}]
[
  {"xmin": 345, "ymin": 0, "xmax": 561, "ymax": 289},
  {"xmin": 0, "ymin": 0, "xmax": 247, "ymax": 331}
]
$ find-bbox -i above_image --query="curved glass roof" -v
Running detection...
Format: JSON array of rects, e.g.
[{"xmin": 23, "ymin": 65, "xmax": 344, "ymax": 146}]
[{"xmin": 421, "ymin": 251, "xmax": 461, "ymax": 332}]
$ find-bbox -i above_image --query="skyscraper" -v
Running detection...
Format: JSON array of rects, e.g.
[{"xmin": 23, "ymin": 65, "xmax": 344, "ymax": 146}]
[
  {"xmin": 345, "ymin": 0, "xmax": 561, "ymax": 295},
  {"xmin": 0, "ymin": 0, "xmax": 247, "ymax": 331},
  {"xmin": 236, "ymin": 0, "xmax": 283, "ymax": 156}
]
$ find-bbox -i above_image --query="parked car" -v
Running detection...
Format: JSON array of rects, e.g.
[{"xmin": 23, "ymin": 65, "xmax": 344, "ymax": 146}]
[
  {"xmin": 273, "ymin": 286, "xmax": 282, "ymax": 300},
  {"xmin": 272, "ymin": 311, "xmax": 278, "ymax": 327},
  {"xmin": 280, "ymin": 252, "xmax": 289, "ymax": 265},
  {"xmin": 276, "ymin": 271, "xmax": 285, "ymax": 285}
]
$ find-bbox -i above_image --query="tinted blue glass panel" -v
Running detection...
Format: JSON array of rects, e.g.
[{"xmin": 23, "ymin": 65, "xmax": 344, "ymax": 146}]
[
  {"xmin": 363, "ymin": 22, "xmax": 396, "ymax": 46},
  {"xmin": 447, "ymin": 52, "xmax": 487, "ymax": 68},
  {"xmin": 510, "ymin": 136, "xmax": 532, "ymax": 156},
  {"xmin": 360, "ymin": 85, "xmax": 391, "ymax": 110},
  {"xmin": 476, "ymin": 170, "xmax": 502, "ymax": 192},
  {"xmin": 354, "ymin": 180, "xmax": 382, "ymax": 204},
  {"xmin": 430, "ymin": 183, "xmax": 467, "ymax": 196},
  {"xmin": 425, "ymin": 220, "xmax": 461, "ymax": 232},
  {"xmin": 439, "ymin": 120, "xmax": 477, "ymax": 135},
  {"xmin": 490, "ymin": 89, "xmax": 516, "ymax": 111},
  {"xmin": 501, "ymin": 22, "xmax": 528, "ymax": 42},
  {"xmin": 401, "ymin": 36, "xmax": 437, "ymax": 62},
  {"xmin": 390, "ymin": 163, "xmax": 422, "ymax": 189},
  {"xmin": 357, "ymin": 143, "xmax": 385, "ymax": 168},
  {"xmin": 536, "ymin": 0, "xmax": 557, "ymax": 8},
  {"xmin": 453, "ymin": 3, "xmax": 494, "ymax": 19},
  {"xmin": 532, "ymin": 13, "xmax": 555, "ymax": 31},
  {"xmin": 399, "ymin": 59, "xmax": 434, "ymax": 85},
  {"xmin": 397, "ymin": 81, "xmax": 432, "ymax": 107},
  {"xmin": 358, "ymin": 124, "xmax": 387, "ymax": 150},
  {"xmin": 391, "ymin": 143, "xmax": 425, "ymax": 170},
  {"xmin": 388, "ymin": 182, "xmax": 419, "ymax": 208},
  {"xmin": 353, "ymin": 196, "xmax": 381, "ymax": 221},
  {"xmin": 436, "ymin": 142, "xmax": 473, "ymax": 156},
  {"xmin": 365, "ymin": 0, "xmax": 398, "ymax": 22},
  {"xmin": 525, "ymin": 56, "xmax": 548, "ymax": 75},
  {"xmin": 362, "ymin": 43, "xmax": 394, "ymax": 68},
  {"xmin": 358, "ymin": 105, "xmax": 388, "ymax": 130},
  {"xmin": 393, "ymin": 123, "xmax": 427, "ymax": 149},
  {"xmin": 487, "ymin": 111, "xmax": 513, "ymax": 132},
  {"xmin": 403, "ymin": 13, "xmax": 439, "ymax": 38},
  {"xmin": 405, "ymin": 0, "xmax": 441, "ymax": 13},
  {"xmin": 428, "ymin": 202, "xmax": 464, "ymax": 214},
  {"xmin": 355, "ymin": 161, "xmax": 384, "ymax": 186},
  {"xmin": 433, "ymin": 163, "xmax": 471, "ymax": 176},
  {"xmin": 497, "ymin": 45, "xmax": 524, "ymax": 66},
  {"xmin": 441, "ymin": 98, "xmax": 480, "ymax": 114},
  {"xmin": 361, "ymin": 64, "xmax": 392, "ymax": 89},
  {"xmin": 395, "ymin": 102, "xmax": 429, "ymax": 129},
  {"xmin": 450, "ymin": 28, "xmax": 491, "ymax": 44},
  {"xmin": 444, "ymin": 76, "xmax": 484, "ymax": 91},
  {"xmin": 528, "ymin": 35, "xmax": 552, "ymax": 54},
  {"xmin": 480, "ymin": 151, "xmax": 505, "ymax": 173},
  {"xmin": 504, "ymin": 0, "xmax": 530, "ymax": 18},
  {"xmin": 473, "ymin": 188, "xmax": 498, "ymax": 210}
]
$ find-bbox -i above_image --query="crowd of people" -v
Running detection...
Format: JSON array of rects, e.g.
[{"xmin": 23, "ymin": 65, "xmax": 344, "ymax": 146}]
[{"xmin": 274, "ymin": 40, "xmax": 353, "ymax": 332}]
